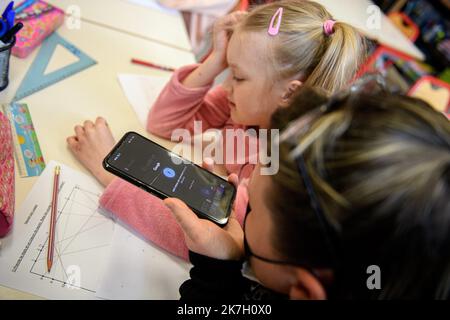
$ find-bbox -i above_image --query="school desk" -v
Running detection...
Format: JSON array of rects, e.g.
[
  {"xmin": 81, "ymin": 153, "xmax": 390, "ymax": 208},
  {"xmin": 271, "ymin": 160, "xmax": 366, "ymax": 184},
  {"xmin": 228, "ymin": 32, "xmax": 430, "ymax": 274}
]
[
  {"xmin": 0, "ymin": 15, "xmax": 195, "ymax": 300},
  {"xmin": 315, "ymin": 0, "xmax": 425, "ymax": 61},
  {"xmin": 48, "ymin": 0, "xmax": 192, "ymax": 52}
]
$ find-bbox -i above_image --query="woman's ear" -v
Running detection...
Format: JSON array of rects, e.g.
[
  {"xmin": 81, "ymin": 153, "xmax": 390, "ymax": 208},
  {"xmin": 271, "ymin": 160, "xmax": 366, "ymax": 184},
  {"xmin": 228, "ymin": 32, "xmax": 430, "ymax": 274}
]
[
  {"xmin": 288, "ymin": 268, "xmax": 327, "ymax": 300},
  {"xmin": 279, "ymin": 80, "xmax": 302, "ymax": 107}
]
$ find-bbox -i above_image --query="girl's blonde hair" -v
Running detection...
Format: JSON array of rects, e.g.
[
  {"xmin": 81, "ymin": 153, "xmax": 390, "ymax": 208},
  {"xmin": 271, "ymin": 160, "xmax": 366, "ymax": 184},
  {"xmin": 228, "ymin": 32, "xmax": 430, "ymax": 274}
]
[{"xmin": 240, "ymin": 0, "xmax": 366, "ymax": 94}]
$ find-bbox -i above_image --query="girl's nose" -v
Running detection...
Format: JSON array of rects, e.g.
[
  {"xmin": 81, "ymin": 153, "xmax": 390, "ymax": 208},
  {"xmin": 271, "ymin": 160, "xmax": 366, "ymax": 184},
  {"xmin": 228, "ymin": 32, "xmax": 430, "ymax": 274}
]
[{"xmin": 222, "ymin": 71, "xmax": 233, "ymax": 95}]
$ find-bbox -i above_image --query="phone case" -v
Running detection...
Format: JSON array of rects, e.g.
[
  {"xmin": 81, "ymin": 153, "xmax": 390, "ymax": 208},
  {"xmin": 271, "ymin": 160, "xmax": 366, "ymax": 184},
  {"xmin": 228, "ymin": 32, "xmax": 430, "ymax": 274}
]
[{"xmin": 102, "ymin": 132, "xmax": 236, "ymax": 226}]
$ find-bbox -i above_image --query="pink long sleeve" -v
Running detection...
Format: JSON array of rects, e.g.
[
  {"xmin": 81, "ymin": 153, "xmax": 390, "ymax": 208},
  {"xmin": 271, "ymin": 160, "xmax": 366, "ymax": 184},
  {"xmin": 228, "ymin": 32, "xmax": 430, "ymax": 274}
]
[
  {"xmin": 147, "ymin": 64, "xmax": 232, "ymax": 139},
  {"xmin": 99, "ymin": 177, "xmax": 249, "ymax": 261}
]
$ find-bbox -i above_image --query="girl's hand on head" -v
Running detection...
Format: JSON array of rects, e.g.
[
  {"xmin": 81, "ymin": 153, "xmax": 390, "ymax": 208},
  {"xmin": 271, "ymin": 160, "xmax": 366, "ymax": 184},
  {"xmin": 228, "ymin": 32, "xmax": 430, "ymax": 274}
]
[
  {"xmin": 211, "ymin": 11, "xmax": 248, "ymax": 68},
  {"xmin": 164, "ymin": 173, "xmax": 244, "ymax": 261},
  {"xmin": 182, "ymin": 12, "xmax": 247, "ymax": 88}
]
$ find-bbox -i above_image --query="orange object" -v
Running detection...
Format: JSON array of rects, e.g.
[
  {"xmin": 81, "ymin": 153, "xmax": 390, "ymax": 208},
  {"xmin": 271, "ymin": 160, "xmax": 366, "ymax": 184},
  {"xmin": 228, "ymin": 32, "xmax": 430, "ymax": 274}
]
[
  {"xmin": 388, "ymin": 12, "xmax": 420, "ymax": 42},
  {"xmin": 408, "ymin": 76, "xmax": 450, "ymax": 116},
  {"xmin": 356, "ymin": 45, "xmax": 414, "ymax": 79}
]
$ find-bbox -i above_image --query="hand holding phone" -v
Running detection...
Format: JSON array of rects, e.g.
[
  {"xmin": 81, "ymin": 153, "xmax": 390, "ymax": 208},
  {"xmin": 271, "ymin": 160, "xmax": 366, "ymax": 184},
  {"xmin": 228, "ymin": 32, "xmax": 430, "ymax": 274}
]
[
  {"xmin": 103, "ymin": 132, "xmax": 236, "ymax": 226},
  {"xmin": 164, "ymin": 196, "xmax": 245, "ymax": 261}
]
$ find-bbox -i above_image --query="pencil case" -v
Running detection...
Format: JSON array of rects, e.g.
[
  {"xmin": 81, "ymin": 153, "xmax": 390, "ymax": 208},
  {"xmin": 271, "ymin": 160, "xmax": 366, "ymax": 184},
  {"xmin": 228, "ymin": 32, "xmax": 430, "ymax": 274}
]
[
  {"xmin": 12, "ymin": 0, "xmax": 64, "ymax": 59},
  {"xmin": 0, "ymin": 110, "xmax": 14, "ymax": 237}
]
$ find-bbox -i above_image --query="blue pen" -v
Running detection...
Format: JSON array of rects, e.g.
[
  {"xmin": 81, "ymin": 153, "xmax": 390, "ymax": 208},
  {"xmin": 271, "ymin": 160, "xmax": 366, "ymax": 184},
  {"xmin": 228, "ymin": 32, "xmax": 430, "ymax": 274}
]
[
  {"xmin": 0, "ymin": 20, "xmax": 7, "ymax": 38},
  {"xmin": 2, "ymin": 1, "xmax": 14, "ymax": 19},
  {"xmin": 6, "ymin": 10, "xmax": 15, "ymax": 28},
  {"xmin": 14, "ymin": 0, "xmax": 35, "ymax": 14},
  {"xmin": 0, "ymin": 1, "xmax": 15, "ymax": 38}
]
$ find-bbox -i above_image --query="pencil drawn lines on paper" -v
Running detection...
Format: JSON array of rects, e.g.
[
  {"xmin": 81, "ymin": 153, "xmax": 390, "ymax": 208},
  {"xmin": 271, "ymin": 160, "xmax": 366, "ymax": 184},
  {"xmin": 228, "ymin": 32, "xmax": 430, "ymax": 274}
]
[{"xmin": 28, "ymin": 185, "xmax": 113, "ymax": 293}]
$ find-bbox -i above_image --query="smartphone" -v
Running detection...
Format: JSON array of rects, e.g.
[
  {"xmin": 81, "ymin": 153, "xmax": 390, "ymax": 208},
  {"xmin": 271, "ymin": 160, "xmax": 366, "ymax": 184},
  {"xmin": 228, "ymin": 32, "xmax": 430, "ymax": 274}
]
[{"xmin": 103, "ymin": 132, "xmax": 236, "ymax": 226}]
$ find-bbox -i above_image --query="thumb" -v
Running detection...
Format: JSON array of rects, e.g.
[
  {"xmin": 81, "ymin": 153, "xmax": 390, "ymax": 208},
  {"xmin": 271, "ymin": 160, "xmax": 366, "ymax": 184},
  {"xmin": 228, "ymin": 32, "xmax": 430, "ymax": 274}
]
[{"xmin": 163, "ymin": 198, "xmax": 200, "ymax": 237}]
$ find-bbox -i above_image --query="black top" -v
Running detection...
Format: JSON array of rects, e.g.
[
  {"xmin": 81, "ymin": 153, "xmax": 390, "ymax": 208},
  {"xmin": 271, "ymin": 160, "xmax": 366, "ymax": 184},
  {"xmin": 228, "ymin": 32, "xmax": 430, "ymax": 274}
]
[{"xmin": 179, "ymin": 251, "xmax": 286, "ymax": 301}]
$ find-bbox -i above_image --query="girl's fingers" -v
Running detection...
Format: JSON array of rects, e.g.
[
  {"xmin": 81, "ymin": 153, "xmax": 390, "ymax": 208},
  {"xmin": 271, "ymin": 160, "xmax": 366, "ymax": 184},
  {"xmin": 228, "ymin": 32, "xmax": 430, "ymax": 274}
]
[
  {"xmin": 217, "ymin": 11, "xmax": 248, "ymax": 31},
  {"xmin": 227, "ymin": 173, "xmax": 239, "ymax": 189},
  {"xmin": 83, "ymin": 120, "xmax": 94, "ymax": 131},
  {"xmin": 201, "ymin": 157, "xmax": 214, "ymax": 172},
  {"xmin": 95, "ymin": 117, "xmax": 108, "ymax": 126},
  {"xmin": 66, "ymin": 136, "xmax": 78, "ymax": 149},
  {"xmin": 74, "ymin": 125, "xmax": 84, "ymax": 137}
]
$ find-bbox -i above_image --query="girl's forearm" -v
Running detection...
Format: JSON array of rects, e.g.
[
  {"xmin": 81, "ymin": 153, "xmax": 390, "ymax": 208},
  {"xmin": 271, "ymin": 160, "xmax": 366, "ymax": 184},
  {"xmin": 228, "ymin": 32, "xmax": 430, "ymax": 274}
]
[{"xmin": 182, "ymin": 53, "xmax": 227, "ymax": 88}]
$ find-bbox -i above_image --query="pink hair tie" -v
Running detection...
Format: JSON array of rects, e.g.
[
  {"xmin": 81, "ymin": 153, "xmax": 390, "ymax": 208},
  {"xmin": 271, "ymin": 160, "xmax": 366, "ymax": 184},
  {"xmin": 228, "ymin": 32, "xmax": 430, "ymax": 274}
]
[
  {"xmin": 268, "ymin": 7, "xmax": 283, "ymax": 36},
  {"xmin": 323, "ymin": 19, "xmax": 336, "ymax": 36}
]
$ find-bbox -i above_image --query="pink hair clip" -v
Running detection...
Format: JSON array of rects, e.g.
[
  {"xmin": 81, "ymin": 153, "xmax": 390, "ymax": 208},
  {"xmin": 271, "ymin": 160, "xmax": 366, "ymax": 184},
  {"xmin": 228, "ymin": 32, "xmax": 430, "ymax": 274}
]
[
  {"xmin": 268, "ymin": 7, "xmax": 283, "ymax": 36},
  {"xmin": 323, "ymin": 19, "xmax": 336, "ymax": 36}
]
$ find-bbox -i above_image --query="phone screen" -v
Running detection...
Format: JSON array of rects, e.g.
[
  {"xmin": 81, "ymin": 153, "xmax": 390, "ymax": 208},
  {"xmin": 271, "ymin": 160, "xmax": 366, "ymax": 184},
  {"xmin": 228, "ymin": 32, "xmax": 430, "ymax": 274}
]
[{"xmin": 104, "ymin": 132, "xmax": 236, "ymax": 224}]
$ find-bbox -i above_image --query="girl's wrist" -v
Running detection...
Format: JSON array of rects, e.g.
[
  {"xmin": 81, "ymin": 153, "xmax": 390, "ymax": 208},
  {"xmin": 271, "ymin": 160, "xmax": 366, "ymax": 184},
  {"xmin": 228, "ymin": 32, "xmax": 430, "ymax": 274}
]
[
  {"xmin": 94, "ymin": 169, "xmax": 115, "ymax": 187},
  {"xmin": 182, "ymin": 53, "xmax": 227, "ymax": 88},
  {"xmin": 206, "ymin": 51, "xmax": 228, "ymax": 73}
]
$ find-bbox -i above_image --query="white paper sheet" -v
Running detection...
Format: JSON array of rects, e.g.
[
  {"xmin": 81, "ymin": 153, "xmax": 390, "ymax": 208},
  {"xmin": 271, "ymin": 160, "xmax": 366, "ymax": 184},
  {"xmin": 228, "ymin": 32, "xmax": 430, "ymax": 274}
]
[
  {"xmin": 0, "ymin": 161, "xmax": 115, "ymax": 299},
  {"xmin": 96, "ymin": 222, "xmax": 191, "ymax": 300},
  {"xmin": 117, "ymin": 74, "xmax": 171, "ymax": 127}
]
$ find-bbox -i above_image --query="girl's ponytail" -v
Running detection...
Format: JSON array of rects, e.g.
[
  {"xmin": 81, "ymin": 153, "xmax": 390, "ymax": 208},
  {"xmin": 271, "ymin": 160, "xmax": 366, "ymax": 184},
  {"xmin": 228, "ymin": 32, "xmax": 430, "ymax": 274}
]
[{"xmin": 305, "ymin": 21, "xmax": 367, "ymax": 93}]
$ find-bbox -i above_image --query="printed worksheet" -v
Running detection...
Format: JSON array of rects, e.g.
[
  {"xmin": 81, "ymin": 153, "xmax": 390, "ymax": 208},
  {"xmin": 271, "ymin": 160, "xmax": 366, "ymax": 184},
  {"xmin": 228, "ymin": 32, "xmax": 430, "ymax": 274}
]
[{"xmin": 0, "ymin": 161, "xmax": 115, "ymax": 299}]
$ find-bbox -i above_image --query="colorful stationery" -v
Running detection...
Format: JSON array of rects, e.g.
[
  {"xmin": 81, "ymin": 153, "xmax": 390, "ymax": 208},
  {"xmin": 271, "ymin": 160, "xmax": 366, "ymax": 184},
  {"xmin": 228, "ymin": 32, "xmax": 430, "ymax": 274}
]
[
  {"xmin": 15, "ymin": 4, "xmax": 54, "ymax": 21},
  {"xmin": 14, "ymin": 0, "xmax": 36, "ymax": 14},
  {"xmin": 12, "ymin": 0, "xmax": 64, "ymax": 58},
  {"xmin": 0, "ymin": 110, "xmax": 14, "ymax": 237},
  {"xmin": 2, "ymin": 102, "xmax": 45, "ymax": 177}
]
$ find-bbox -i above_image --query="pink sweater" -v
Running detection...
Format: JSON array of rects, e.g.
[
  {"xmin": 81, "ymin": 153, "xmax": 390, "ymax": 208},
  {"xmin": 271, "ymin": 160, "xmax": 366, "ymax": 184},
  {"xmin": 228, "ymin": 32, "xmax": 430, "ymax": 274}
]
[{"xmin": 99, "ymin": 65, "xmax": 256, "ymax": 260}]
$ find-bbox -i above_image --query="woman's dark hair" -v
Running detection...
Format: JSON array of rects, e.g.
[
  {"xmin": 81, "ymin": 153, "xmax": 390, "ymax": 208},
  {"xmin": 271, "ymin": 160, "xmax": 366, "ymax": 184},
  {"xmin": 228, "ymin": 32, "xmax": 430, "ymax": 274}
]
[{"xmin": 269, "ymin": 86, "xmax": 450, "ymax": 299}]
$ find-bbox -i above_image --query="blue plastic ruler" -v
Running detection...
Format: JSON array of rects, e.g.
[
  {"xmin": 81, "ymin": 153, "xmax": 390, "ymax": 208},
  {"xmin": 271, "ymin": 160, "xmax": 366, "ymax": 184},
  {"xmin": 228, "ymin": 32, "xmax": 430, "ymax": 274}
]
[{"xmin": 13, "ymin": 32, "xmax": 97, "ymax": 102}]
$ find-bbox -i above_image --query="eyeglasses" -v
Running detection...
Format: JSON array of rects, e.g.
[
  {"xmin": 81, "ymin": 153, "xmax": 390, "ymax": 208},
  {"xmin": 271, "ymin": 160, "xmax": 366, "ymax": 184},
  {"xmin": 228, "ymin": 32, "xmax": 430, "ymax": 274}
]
[
  {"xmin": 242, "ymin": 155, "xmax": 340, "ymax": 269},
  {"xmin": 294, "ymin": 154, "xmax": 340, "ymax": 267}
]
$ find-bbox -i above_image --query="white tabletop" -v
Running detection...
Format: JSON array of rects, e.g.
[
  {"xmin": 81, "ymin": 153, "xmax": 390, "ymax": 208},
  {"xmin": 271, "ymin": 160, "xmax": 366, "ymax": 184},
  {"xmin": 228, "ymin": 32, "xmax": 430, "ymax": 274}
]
[
  {"xmin": 0, "ymin": 3, "xmax": 194, "ymax": 299},
  {"xmin": 316, "ymin": 0, "xmax": 425, "ymax": 60},
  {"xmin": 48, "ymin": 0, "xmax": 192, "ymax": 52}
]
